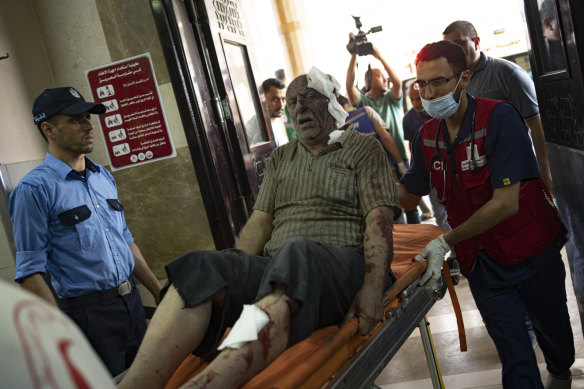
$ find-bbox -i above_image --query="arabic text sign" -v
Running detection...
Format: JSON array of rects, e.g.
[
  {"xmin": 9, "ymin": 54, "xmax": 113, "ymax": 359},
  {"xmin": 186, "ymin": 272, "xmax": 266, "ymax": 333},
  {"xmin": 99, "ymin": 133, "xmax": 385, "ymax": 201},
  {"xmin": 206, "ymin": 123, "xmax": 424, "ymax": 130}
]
[{"xmin": 86, "ymin": 54, "xmax": 175, "ymax": 170}]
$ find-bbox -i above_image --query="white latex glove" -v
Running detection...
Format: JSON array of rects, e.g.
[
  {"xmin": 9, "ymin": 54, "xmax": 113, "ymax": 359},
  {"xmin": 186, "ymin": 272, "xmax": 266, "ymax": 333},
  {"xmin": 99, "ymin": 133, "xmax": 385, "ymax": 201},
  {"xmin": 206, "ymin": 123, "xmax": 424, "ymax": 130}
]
[
  {"xmin": 414, "ymin": 235, "xmax": 451, "ymax": 289},
  {"xmin": 397, "ymin": 161, "xmax": 408, "ymax": 176}
]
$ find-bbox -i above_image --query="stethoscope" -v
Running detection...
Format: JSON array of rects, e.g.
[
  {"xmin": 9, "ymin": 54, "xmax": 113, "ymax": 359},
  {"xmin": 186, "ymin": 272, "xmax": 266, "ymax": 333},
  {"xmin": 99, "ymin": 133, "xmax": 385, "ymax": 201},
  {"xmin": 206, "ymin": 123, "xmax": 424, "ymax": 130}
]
[{"xmin": 429, "ymin": 107, "xmax": 477, "ymax": 202}]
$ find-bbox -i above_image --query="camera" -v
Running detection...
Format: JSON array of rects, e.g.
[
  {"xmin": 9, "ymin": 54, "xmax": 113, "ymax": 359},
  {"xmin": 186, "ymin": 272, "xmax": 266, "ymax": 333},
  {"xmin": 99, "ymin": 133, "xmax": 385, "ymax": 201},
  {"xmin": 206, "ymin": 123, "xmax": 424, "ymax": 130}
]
[{"xmin": 348, "ymin": 16, "xmax": 382, "ymax": 56}]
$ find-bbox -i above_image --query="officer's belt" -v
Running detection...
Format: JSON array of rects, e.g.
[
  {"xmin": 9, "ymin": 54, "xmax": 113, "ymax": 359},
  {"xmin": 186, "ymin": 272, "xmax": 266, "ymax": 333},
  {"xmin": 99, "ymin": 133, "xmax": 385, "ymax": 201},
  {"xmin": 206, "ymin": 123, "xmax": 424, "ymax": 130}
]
[{"xmin": 58, "ymin": 279, "xmax": 133, "ymax": 309}]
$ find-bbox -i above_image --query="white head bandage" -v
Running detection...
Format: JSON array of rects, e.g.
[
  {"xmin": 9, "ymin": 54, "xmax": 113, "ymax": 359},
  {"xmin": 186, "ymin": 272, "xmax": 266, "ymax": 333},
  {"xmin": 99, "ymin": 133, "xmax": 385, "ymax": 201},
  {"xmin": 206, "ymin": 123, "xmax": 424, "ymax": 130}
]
[{"xmin": 306, "ymin": 66, "xmax": 348, "ymax": 128}]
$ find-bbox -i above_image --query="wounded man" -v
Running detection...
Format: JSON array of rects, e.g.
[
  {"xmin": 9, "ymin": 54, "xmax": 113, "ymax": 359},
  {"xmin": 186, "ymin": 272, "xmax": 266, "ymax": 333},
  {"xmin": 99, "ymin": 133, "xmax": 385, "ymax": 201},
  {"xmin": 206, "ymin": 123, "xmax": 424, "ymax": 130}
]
[{"xmin": 118, "ymin": 67, "xmax": 401, "ymax": 389}]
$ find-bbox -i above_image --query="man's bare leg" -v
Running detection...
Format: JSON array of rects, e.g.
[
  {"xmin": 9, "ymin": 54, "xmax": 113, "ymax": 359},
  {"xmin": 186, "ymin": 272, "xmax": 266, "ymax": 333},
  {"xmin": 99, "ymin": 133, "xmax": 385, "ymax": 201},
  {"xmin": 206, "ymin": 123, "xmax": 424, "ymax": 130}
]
[
  {"xmin": 181, "ymin": 286, "xmax": 299, "ymax": 389},
  {"xmin": 119, "ymin": 284, "xmax": 219, "ymax": 389}
]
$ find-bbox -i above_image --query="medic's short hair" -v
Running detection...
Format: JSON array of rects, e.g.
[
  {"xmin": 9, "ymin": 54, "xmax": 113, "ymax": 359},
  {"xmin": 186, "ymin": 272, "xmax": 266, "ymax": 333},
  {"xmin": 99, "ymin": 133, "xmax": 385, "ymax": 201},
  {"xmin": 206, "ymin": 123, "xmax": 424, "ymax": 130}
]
[{"xmin": 414, "ymin": 40, "xmax": 468, "ymax": 75}]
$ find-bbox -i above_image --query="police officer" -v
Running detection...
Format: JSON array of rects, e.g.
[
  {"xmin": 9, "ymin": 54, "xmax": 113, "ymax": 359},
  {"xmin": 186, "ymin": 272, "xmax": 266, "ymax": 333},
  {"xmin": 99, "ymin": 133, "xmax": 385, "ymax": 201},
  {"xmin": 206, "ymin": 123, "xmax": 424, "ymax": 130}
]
[{"xmin": 10, "ymin": 87, "xmax": 162, "ymax": 376}]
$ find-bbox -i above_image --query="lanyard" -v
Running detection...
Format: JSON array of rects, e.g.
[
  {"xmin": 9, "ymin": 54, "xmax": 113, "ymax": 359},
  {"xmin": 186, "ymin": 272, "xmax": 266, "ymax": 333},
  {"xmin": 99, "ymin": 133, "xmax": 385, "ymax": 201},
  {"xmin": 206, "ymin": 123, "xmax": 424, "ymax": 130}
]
[{"xmin": 429, "ymin": 105, "xmax": 477, "ymax": 201}]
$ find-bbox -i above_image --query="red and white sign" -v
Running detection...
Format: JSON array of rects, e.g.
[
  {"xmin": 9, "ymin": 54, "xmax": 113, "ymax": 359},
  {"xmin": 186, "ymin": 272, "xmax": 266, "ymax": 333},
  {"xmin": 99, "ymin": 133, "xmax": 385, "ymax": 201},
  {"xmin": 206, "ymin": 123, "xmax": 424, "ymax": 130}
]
[
  {"xmin": 86, "ymin": 53, "xmax": 176, "ymax": 170},
  {"xmin": 0, "ymin": 280, "xmax": 114, "ymax": 389}
]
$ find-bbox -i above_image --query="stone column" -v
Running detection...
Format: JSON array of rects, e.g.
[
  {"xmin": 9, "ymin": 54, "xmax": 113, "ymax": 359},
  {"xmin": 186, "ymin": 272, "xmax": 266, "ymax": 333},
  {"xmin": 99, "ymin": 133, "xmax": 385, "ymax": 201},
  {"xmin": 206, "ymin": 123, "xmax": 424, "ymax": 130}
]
[{"xmin": 273, "ymin": 0, "xmax": 313, "ymax": 77}]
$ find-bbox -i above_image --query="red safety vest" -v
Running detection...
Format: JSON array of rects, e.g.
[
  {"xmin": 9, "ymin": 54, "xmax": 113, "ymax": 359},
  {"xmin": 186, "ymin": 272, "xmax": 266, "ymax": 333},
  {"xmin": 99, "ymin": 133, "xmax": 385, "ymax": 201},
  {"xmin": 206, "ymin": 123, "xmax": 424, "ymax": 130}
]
[{"xmin": 420, "ymin": 98, "xmax": 561, "ymax": 274}]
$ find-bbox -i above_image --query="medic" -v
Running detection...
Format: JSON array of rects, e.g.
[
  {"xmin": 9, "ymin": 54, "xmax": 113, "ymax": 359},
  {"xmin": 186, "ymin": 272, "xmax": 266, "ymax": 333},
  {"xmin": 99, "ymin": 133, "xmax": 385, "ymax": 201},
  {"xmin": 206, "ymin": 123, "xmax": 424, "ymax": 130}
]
[{"xmin": 398, "ymin": 40, "xmax": 574, "ymax": 388}]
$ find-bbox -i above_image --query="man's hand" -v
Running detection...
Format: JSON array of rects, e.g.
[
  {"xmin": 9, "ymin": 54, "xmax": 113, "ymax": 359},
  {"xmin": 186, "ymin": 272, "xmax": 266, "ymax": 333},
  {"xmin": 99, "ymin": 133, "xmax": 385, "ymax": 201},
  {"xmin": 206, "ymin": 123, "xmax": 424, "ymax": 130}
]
[
  {"xmin": 343, "ymin": 206, "xmax": 394, "ymax": 335},
  {"xmin": 414, "ymin": 235, "xmax": 450, "ymax": 289},
  {"xmin": 372, "ymin": 45, "xmax": 382, "ymax": 60},
  {"xmin": 346, "ymin": 33, "xmax": 357, "ymax": 54},
  {"xmin": 397, "ymin": 161, "xmax": 408, "ymax": 176},
  {"xmin": 130, "ymin": 242, "xmax": 163, "ymax": 304},
  {"xmin": 342, "ymin": 285, "xmax": 384, "ymax": 335},
  {"xmin": 21, "ymin": 273, "xmax": 57, "ymax": 306}
]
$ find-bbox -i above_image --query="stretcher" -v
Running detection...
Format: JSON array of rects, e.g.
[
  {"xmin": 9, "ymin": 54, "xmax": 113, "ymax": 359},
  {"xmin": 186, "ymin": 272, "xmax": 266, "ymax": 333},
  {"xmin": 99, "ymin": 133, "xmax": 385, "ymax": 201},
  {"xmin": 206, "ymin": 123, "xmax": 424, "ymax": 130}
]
[{"xmin": 164, "ymin": 224, "xmax": 464, "ymax": 389}]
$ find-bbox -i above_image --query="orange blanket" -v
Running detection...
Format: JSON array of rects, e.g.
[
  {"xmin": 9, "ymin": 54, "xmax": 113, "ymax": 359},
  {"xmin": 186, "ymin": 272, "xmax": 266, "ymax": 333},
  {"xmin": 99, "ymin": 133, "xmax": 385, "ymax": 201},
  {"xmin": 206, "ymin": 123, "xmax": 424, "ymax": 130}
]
[{"xmin": 165, "ymin": 224, "xmax": 445, "ymax": 389}]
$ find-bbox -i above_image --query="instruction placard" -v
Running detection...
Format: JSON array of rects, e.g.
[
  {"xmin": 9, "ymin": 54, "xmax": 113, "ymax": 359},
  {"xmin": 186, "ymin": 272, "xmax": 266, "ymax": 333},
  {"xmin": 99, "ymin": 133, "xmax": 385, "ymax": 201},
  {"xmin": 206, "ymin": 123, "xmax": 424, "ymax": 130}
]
[{"xmin": 86, "ymin": 53, "xmax": 176, "ymax": 170}]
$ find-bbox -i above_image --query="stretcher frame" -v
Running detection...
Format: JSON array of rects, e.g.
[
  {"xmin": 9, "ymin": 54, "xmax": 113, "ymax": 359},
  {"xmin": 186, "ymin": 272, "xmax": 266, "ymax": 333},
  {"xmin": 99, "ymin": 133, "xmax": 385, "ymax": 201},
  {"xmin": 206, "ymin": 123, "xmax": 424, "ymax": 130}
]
[
  {"xmin": 163, "ymin": 224, "xmax": 459, "ymax": 389},
  {"xmin": 327, "ymin": 281, "xmax": 447, "ymax": 389}
]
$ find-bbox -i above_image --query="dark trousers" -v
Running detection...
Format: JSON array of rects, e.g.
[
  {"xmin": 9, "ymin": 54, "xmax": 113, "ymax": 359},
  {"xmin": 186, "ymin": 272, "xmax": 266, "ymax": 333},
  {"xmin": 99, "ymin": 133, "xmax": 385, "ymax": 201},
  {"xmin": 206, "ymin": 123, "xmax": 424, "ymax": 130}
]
[
  {"xmin": 163, "ymin": 237, "xmax": 395, "ymax": 358},
  {"xmin": 469, "ymin": 255, "xmax": 574, "ymax": 388},
  {"xmin": 61, "ymin": 285, "xmax": 147, "ymax": 376},
  {"xmin": 404, "ymin": 207, "xmax": 421, "ymax": 224}
]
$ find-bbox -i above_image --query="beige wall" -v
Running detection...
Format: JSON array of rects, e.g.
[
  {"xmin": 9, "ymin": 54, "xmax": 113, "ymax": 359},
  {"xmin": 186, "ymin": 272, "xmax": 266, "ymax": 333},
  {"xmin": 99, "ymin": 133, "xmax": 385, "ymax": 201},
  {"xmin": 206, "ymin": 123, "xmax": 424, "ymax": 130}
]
[
  {"xmin": 0, "ymin": 181, "xmax": 15, "ymax": 281},
  {"xmin": 0, "ymin": 0, "xmax": 215, "ymax": 282},
  {"xmin": 0, "ymin": 0, "xmax": 48, "ymax": 164}
]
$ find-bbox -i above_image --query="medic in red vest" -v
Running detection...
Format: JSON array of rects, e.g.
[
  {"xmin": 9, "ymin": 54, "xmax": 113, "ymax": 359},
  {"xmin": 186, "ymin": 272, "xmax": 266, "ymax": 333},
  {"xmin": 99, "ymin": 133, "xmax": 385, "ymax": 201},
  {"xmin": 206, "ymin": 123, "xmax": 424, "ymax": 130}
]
[
  {"xmin": 420, "ymin": 98, "xmax": 560, "ymax": 274},
  {"xmin": 397, "ymin": 39, "xmax": 573, "ymax": 388}
]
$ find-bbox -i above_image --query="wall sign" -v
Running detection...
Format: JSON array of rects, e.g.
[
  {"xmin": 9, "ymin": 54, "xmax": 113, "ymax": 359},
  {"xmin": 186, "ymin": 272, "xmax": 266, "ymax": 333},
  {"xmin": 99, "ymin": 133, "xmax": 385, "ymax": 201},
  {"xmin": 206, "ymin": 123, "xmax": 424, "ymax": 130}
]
[{"xmin": 86, "ymin": 53, "xmax": 176, "ymax": 170}]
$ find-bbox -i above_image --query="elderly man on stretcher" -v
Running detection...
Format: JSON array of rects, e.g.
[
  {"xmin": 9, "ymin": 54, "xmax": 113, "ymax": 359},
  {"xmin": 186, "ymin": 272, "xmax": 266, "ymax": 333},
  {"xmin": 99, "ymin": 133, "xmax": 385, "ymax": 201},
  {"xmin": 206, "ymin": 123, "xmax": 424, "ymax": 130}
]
[{"xmin": 118, "ymin": 67, "xmax": 402, "ymax": 389}]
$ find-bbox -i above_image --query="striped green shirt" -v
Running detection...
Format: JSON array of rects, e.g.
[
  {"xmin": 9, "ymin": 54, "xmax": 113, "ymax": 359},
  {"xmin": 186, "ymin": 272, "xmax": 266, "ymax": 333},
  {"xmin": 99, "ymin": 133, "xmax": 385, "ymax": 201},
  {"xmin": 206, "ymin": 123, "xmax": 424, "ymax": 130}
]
[{"xmin": 254, "ymin": 124, "xmax": 400, "ymax": 256}]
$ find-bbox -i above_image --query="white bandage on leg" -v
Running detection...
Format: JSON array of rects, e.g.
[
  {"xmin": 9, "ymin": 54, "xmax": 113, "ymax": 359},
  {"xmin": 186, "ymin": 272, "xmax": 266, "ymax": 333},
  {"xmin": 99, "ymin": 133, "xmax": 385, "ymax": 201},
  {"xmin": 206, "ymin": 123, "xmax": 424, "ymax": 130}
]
[{"xmin": 217, "ymin": 304, "xmax": 270, "ymax": 350}]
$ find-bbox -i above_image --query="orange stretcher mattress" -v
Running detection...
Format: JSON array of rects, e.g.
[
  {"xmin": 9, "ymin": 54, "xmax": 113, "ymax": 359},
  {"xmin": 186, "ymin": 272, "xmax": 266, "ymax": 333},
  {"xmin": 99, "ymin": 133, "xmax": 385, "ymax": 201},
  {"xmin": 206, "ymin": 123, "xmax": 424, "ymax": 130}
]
[{"xmin": 165, "ymin": 224, "xmax": 446, "ymax": 389}]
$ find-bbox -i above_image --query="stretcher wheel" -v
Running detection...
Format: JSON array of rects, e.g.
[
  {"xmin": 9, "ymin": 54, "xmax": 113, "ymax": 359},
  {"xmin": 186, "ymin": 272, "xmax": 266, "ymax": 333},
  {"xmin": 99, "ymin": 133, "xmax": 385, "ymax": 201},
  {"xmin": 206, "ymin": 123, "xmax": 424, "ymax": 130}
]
[{"xmin": 446, "ymin": 256, "xmax": 460, "ymax": 285}]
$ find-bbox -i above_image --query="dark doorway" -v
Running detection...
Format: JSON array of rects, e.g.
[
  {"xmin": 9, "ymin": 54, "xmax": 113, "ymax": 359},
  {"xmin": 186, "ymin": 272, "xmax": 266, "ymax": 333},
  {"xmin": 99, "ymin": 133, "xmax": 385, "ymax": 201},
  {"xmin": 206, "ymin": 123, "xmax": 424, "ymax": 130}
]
[
  {"xmin": 524, "ymin": 0, "xmax": 584, "ymax": 331},
  {"xmin": 150, "ymin": 0, "xmax": 276, "ymax": 249}
]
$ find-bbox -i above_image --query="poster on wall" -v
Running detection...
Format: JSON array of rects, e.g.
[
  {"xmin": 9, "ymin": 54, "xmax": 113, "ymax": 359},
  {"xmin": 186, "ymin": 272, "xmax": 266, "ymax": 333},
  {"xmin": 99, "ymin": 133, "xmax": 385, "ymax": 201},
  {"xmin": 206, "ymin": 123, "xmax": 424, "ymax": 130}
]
[{"xmin": 85, "ymin": 53, "xmax": 176, "ymax": 171}]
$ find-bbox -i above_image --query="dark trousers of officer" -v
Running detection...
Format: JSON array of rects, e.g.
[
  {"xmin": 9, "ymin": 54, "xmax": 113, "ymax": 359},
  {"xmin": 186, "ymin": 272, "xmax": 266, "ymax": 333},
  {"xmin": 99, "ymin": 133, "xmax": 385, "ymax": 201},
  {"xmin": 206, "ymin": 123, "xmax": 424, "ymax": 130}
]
[
  {"xmin": 59, "ymin": 279, "xmax": 147, "ymax": 377},
  {"xmin": 469, "ymin": 253, "xmax": 574, "ymax": 388}
]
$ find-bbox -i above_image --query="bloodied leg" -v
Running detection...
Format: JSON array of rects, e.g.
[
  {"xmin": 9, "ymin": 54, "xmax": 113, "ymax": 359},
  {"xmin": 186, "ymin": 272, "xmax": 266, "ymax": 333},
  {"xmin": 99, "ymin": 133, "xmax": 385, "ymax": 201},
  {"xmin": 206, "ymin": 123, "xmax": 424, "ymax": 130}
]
[{"xmin": 181, "ymin": 286, "xmax": 299, "ymax": 389}]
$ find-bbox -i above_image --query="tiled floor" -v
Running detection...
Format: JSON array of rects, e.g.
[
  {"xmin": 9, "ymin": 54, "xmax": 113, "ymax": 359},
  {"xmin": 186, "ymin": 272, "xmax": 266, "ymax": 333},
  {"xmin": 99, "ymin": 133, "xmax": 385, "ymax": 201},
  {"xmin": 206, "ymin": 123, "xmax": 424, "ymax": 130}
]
[{"xmin": 374, "ymin": 228, "xmax": 584, "ymax": 388}]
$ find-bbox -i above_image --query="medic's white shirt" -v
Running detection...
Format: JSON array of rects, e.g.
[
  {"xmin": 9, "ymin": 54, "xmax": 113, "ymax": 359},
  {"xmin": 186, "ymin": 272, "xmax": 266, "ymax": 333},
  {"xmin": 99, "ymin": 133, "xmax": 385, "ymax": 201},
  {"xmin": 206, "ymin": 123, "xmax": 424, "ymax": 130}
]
[{"xmin": 271, "ymin": 117, "xmax": 289, "ymax": 147}]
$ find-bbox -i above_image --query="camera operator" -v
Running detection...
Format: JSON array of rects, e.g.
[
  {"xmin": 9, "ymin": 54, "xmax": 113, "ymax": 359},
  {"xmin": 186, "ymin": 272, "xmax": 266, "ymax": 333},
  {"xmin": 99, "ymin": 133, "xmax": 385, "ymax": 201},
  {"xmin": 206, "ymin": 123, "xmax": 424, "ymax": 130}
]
[{"xmin": 346, "ymin": 40, "xmax": 419, "ymax": 223}]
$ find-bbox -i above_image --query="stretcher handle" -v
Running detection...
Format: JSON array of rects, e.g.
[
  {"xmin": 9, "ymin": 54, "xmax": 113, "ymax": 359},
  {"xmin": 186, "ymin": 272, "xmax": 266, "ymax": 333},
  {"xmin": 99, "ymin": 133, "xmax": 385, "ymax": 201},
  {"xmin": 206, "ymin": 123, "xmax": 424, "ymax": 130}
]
[{"xmin": 443, "ymin": 261, "xmax": 467, "ymax": 352}]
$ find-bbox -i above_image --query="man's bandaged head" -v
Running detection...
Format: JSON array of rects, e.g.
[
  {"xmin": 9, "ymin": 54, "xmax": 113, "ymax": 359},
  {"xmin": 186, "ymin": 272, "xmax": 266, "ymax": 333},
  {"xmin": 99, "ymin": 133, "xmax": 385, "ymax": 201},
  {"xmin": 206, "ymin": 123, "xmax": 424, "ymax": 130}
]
[{"xmin": 306, "ymin": 67, "xmax": 348, "ymax": 127}]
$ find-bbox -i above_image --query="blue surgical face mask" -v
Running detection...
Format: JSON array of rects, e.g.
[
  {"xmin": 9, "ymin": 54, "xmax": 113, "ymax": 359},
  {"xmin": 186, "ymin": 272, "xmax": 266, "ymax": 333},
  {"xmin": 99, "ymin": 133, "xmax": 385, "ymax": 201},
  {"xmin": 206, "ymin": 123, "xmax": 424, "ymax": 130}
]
[{"xmin": 420, "ymin": 75, "xmax": 463, "ymax": 119}]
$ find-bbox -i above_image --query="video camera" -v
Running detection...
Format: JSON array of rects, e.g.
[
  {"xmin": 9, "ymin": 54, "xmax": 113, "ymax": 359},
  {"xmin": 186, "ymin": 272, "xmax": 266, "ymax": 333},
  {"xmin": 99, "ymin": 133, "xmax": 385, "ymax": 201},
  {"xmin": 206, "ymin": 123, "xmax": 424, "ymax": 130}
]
[{"xmin": 348, "ymin": 16, "xmax": 382, "ymax": 56}]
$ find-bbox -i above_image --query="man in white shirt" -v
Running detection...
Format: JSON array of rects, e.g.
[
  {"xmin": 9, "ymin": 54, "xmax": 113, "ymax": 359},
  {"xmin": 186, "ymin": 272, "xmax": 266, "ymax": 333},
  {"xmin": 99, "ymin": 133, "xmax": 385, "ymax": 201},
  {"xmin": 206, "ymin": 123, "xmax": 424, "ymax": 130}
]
[{"xmin": 262, "ymin": 78, "xmax": 289, "ymax": 146}]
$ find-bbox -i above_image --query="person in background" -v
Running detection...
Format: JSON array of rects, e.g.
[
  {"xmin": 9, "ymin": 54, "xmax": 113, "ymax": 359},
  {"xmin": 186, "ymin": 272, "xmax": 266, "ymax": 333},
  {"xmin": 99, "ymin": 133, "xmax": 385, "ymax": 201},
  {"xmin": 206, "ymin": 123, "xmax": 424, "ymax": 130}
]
[
  {"xmin": 399, "ymin": 40, "xmax": 573, "ymax": 388},
  {"xmin": 339, "ymin": 94, "xmax": 407, "ymax": 176},
  {"xmin": 262, "ymin": 78, "xmax": 289, "ymax": 146},
  {"xmin": 275, "ymin": 68, "xmax": 296, "ymax": 140},
  {"xmin": 402, "ymin": 85, "xmax": 435, "ymax": 223},
  {"xmin": 118, "ymin": 68, "xmax": 400, "ymax": 389},
  {"xmin": 346, "ymin": 43, "xmax": 418, "ymax": 223},
  {"xmin": 539, "ymin": 0, "xmax": 567, "ymax": 71},
  {"xmin": 443, "ymin": 20, "xmax": 555, "ymax": 198},
  {"xmin": 10, "ymin": 87, "xmax": 162, "ymax": 376},
  {"xmin": 402, "ymin": 85, "xmax": 442, "ymax": 223}
]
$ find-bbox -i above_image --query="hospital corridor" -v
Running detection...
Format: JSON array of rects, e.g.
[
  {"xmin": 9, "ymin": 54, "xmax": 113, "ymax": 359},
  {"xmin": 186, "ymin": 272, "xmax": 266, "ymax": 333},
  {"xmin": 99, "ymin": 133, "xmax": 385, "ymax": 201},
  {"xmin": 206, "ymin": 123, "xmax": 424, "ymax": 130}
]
[{"xmin": 2, "ymin": 0, "xmax": 584, "ymax": 388}]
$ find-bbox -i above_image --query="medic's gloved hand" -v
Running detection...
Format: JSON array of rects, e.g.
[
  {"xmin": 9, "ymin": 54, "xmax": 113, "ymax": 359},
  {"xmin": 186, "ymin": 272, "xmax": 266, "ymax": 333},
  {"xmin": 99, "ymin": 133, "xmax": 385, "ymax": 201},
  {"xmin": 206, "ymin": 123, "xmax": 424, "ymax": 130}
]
[
  {"xmin": 397, "ymin": 161, "xmax": 408, "ymax": 176},
  {"xmin": 414, "ymin": 235, "xmax": 451, "ymax": 289}
]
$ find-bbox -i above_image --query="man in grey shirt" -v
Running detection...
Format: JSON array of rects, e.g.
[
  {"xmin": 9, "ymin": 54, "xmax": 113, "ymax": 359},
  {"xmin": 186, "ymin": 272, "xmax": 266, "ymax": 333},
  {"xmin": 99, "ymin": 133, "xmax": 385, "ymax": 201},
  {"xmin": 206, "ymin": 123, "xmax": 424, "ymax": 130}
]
[{"xmin": 443, "ymin": 20, "xmax": 555, "ymax": 197}]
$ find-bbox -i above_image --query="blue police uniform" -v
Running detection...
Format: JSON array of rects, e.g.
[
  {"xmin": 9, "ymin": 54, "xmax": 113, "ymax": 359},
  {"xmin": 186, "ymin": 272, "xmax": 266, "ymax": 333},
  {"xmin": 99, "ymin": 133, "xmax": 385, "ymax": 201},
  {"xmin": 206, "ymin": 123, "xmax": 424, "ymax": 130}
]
[{"xmin": 10, "ymin": 153, "xmax": 146, "ymax": 376}]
